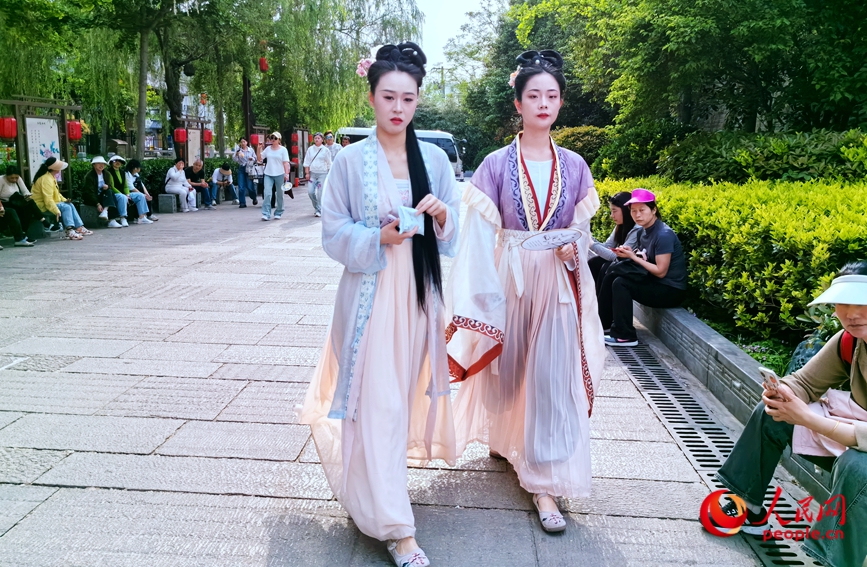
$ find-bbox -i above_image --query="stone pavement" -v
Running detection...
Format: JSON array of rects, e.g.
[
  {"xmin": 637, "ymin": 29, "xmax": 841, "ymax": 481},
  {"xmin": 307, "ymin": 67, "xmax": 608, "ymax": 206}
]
[{"xmin": 0, "ymin": 192, "xmax": 763, "ymax": 566}]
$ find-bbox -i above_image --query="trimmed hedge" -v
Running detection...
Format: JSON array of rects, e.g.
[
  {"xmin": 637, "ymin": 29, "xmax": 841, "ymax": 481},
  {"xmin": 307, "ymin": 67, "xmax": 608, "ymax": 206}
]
[
  {"xmin": 551, "ymin": 126, "xmax": 609, "ymax": 167},
  {"xmin": 658, "ymin": 129, "xmax": 867, "ymax": 183},
  {"xmin": 593, "ymin": 178, "xmax": 867, "ymax": 339},
  {"xmin": 593, "ymin": 120, "xmax": 694, "ymax": 180}
]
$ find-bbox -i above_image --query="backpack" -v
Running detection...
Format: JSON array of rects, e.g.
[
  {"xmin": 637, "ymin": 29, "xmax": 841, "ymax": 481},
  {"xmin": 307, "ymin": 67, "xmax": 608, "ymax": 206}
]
[{"xmin": 836, "ymin": 331, "xmax": 856, "ymax": 391}]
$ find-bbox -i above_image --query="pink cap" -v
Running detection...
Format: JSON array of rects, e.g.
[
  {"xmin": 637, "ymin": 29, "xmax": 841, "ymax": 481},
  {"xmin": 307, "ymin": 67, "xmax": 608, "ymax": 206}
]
[{"xmin": 624, "ymin": 188, "xmax": 656, "ymax": 205}]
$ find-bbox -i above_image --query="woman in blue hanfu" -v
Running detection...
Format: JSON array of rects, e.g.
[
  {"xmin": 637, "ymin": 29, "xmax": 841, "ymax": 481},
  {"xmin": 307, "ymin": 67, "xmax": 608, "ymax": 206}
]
[
  {"xmin": 445, "ymin": 50, "xmax": 606, "ymax": 534},
  {"xmin": 299, "ymin": 42, "xmax": 459, "ymax": 567}
]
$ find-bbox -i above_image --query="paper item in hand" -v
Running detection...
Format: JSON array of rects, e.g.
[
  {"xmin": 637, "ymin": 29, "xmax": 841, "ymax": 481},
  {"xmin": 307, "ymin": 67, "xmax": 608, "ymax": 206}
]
[
  {"xmin": 398, "ymin": 206, "xmax": 425, "ymax": 236},
  {"xmin": 521, "ymin": 229, "xmax": 583, "ymax": 251}
]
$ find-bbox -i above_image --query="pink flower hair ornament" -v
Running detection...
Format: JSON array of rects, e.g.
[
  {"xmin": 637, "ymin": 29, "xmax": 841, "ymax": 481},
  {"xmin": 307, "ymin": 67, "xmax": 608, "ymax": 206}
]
[
  {"xmin": 508, "ymin": 66, "xmax": 521, "ymax": 88},
  {"xmin": 356, "ymin": 45, "xmax": 384, "ymax": 78}
]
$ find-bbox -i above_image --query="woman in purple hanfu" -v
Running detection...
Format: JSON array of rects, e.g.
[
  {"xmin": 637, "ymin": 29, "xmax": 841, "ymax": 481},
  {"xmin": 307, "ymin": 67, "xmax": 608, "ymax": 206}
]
[{"xmin": 445, "ymin": 50, "xmax": 606, "ymax": 534}]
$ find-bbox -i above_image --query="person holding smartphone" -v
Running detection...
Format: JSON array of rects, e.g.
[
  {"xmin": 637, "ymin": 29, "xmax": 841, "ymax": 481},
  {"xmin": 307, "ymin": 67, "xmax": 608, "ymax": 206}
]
[
  {"xmin": 715, "ymin": 261, "xmax": 867, "ymax": 567},
  {"xmin": 257, "ymin": 132, "xmax": 290, "ymax": 221}
]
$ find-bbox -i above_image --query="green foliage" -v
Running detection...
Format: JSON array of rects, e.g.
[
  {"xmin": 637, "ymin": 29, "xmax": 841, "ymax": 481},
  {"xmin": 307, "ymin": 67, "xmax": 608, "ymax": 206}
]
[
  {"xmin": 593, "ymin": 177, "xmax": 867, "ymax": 339},
  {"xmin": 659, "ymin": 130, "xmax": 867, "ymax": 183},
  {"xmin": 551, "ymin": 126, "xmax": 609, "ymax": 167},
  {"xmin": 593, "ymin": 120, "xmax": 693, "ymax": 179}
]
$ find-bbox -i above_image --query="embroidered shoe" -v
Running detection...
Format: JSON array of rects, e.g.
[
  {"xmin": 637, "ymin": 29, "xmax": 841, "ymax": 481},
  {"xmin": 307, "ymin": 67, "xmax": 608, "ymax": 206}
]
[
  {"xmin": 386, "ymin": 541, "xmax": 430, "ymax": 567},
  {"xmin": 533, "ymin": 493, "xmax": 567, "ymax": 533},
  {"xmin": 604, "ymin": 336, "xmax": 638, "ymax": 347}
]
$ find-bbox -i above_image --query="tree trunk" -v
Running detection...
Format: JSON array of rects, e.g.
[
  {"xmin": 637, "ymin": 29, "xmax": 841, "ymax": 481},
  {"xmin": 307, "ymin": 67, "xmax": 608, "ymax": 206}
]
[
  {"xmin": 135, "ymin": 26, "xmax": 152, "ymax": 160},
  {"xmin": 216, "ymin": 97, "xmax": 225, "ymax": 158},
  {"xmin": 101, "ymin": 120, "xmax": 108, "ymax": 155}
]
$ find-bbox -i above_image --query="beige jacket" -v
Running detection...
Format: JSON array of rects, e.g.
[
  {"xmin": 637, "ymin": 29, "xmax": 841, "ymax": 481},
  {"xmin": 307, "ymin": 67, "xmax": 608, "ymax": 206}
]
[{"xmin": 782, "ymin": 330, "xmax": 867, "ymax": 452}]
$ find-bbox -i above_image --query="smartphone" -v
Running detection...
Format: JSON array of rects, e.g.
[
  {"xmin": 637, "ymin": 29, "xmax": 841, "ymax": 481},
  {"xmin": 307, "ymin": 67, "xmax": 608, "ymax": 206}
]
[{"xmin": 758, "ymin": 367, "xmax": 781, "ymax": 392}]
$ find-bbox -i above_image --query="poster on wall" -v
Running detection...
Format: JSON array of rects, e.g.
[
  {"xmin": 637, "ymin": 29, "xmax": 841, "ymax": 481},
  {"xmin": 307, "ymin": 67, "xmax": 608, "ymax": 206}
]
[
  {"xmin": 26, "ymin": 117, "xmax": 61, "ymax": 184},
  {"xmin": 188, "ymin": 129, "xmax": 201, "ymax": 162}
]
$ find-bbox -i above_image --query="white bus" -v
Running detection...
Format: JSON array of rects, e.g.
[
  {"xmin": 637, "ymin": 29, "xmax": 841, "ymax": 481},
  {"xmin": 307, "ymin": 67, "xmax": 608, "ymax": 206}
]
[{"xmin": 338, "ymin": 127, "xmax": 464, "ymax": 180}]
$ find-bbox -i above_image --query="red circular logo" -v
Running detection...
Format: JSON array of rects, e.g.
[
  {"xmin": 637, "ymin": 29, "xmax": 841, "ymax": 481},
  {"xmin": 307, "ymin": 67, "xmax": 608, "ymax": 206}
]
[{"xmin": 700, "ymin": 490, "xmax": 747, "ymax": 537}]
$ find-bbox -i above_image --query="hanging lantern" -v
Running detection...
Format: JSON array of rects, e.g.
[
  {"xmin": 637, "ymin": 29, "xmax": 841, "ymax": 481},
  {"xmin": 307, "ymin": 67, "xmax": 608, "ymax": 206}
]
[
  {"xmin": 291, "ymin": 133, "xmax": 299, "ymax": 142},
  {"xmin": 173, "ymin": 128, "xmax": 188, "ymax": 143},
  {"xmin": 290, "ymin": 157, "xmax": 298, "ymax": 165},
  {"xmin": 66, "ymin": 121, "xmax": 82, "ymax": 141},
  {"xmin": 203, "ymin": 129, "xmax": 213, "ymax": 144},
  {"xmin": 200, "ymin": 93, "xmax": 208, "ymax": 106},
  {"xmin": 291, "ymin": 145, "xmax": 298, "ymax": 155},
  {"xmin": 250, "ymin": 134, "xmax": 261, "ymax": 145},
  {"xmin": 308, "ymin": 134, "xmax": 313, "ymax": 143},
  {"xmin": 259, "ymin": 57, "xmax": 269, "ymax": 73},
  {"xmin": 0, "ymin": 117, "xmax": 16, "ymax": 140}
]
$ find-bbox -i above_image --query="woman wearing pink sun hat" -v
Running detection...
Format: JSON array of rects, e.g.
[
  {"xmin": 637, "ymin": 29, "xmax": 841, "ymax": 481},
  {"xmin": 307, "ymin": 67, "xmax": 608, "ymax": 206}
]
[{"xmin": 597, "ymin": 188, "xmax": 688, "ymax": 346}]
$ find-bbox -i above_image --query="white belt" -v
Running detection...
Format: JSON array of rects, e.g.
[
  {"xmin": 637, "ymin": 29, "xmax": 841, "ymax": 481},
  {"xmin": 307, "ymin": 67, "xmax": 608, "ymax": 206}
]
[{"xmin": 496, "ymin": 229, "xmax": 573, "ymax": 304}]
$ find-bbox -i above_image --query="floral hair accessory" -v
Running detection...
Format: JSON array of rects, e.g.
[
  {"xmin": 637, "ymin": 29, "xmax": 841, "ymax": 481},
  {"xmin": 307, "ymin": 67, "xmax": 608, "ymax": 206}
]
[
  {"xmin": 508, "ymin": 66, "xmax": 521, "ymax": 88},
  {"xmin": 356, "ymin": 45, "xmax": 384, "ymax": 78}
]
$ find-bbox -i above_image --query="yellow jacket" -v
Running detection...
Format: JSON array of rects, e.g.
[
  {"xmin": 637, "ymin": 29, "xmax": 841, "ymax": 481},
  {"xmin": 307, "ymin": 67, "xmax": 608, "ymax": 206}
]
[{"xmin": 32, "ymin": 173, "xmax": 64, "ymax": 217}]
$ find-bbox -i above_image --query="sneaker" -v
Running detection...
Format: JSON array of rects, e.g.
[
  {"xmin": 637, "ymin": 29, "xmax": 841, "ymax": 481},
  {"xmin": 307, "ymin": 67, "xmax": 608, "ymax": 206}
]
[
  {"xmin": 261, "ymin": 215, "xmax": 270, "ymax": 221},
  {"xmin": 120, "ymin": 218, "xmax": 129, "ymax": 227},
  {"xmin": 107, "ymin": 219, "xmax": 122, "ymax": 228},
  {"xmin": 233, "ymin": 199, "xmax": 239, "ymax": 204},
  {"xmin": 48, "ymin": 223, "xmax": 63, "ymax": 233},
  {"xmin": 14, "ymin": 238, "xmax": 34, "ymax": 247},
  {"xmin": 314, "ymin": 211, "xmax": 321, "ymax": 217},
  {"xmin": 252, "ymin": 199, "xmax": 258, "ymax": 205},
  {"xmin": 717, "ymin": 499, "xmax": 768, "ymax": 536},
  {"xmin": 604, "ymin": 335, "xmax": 638, "ymax": 347},
  {"xmin": 139, "ymin": 217, "xmax": 154, "ymax": 224},
  {"xmin": 26, "ymin": 237, "xmax": 37, "ymax": 244},
  {"xmin": 274, "ymin": 214, "xmax": 282, "ymax": 220},
  {"xmin": 98, "ymin": 209, "xmax": 109, "ymax": 220},
  {"xmin": 190, "ymin": 207, "xmax": 199, "ymax": 212},
  {"xmin": 181, "ymin": 209, "xmax": 190, "ymax": 213},
  {"xmin": 148, "ymin": 214, "xmax": 159, "ymax": 221}
]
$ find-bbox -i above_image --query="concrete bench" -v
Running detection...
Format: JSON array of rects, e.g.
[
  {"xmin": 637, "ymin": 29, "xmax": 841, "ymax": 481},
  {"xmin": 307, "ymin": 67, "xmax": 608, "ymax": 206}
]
[
  {"xmin": 632, "ymin": 303, "xmax": 833, "ymax": 499},
  {"xmin": 157, "ymin": 192, "xmax": 202, "ymax": 213}
]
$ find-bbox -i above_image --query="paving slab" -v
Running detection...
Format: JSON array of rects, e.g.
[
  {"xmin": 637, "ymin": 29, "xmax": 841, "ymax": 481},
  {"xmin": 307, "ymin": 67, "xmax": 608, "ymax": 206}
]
[
  {"xmin": 35, "ymin": 453, "xmax": 331, "ymax": 499},
  {"xmin": 407, "ymin": 468, "xmax": 531, "ymax": 510},
  {"xmin": 590, "ymin": 397, "xmax": 675, "ymax": 443},
  {"xmin": 533, "ymin": 513, "xmax": 760, "ymax": 567},
  {"xmin": 0, "ymin": 489, "xmax": 352, "ymax": 567},
  {"xmin": 156, "ymin": 421, "xmax": 309, "ymax": 461},
  {"xmin": 258, "ymin": 324, "xmax": 329, "ymax": 348},
  {"xmin": 562, "ymin": 478, "xmax": 711, "ymax": 520},
  {"xmin": 592, "ymin": 439, "xmax": 702, "ymax": 483},
  {"xmin": 166, "ymin": 321, "xmax": 276, "ymax": 345},
  {"xmin": 211, "ymin": 363, "xmax": 314, "ymax": 382},
  {"xmin": 215, "ymin": 345, "xmax": 321, "ymax": 366},
  {"xmin": 186, "ymin": 310, "xmax": 304, "ymax": 324},
  {"xmin": 0, "ymin": 337, "xmax": 138, "ymax": 357},
  {"xmin": 216, "ymin": 382, "xmax": 307, "ymax": 424},
  {"xmin": 0, "ymin": 412, "xmax": 23, "ymax": 430},
  {"xmin": 38, "ymin": 318, "xmax": 190, "ymax": 341},
  {"xmin": 596, "ymin": 378, "xmax": 643, "ymax": 398},
  {"xmin": 0, "ymin": 448, "xmax": 70, "ymax": 483},
  {"xmin": 0, "ymin": 485, "xmax": 58, "ymax": 536},
  {"xmin": 0, "ymin": 415, "xmax": 183, "ymax": 453},
  {"xmin": 0, "ymin": 370, "xmax": 142, "ymax": 414},
  {"xmin": 3, "ymin": 355, "xmax": 80, "ymax": 372},
  {"xmin": 120, "ymin": 342, "xmax": 229, "ymax": 362},
  {"xmin": 96, "ymin": 376, "xmax": 246, "ymax": 420},
  {"xmin": 61, "ymin": 357, "xmax": 221, "ymax": 378}
]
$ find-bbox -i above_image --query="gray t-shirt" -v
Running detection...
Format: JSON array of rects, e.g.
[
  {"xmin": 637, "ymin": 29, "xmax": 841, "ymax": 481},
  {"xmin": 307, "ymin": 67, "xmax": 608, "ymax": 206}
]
[{"xmin": 636, "ymin": 220, "xmax": 687, "ymax": 289}]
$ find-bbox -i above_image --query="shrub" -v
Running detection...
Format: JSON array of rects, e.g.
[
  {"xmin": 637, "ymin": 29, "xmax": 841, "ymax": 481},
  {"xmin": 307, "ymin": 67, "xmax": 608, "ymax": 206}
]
[
  {"xmin": 593, "ymin": 177, "xmax": 867, "ymax": 339},
  {"xmin": 593, "ymin": 120, "xmax": 694, "ymax": 180},
  {"xmin": 551, "ymin": 126, "xmax": 609, "ymax": 167},
  {"xmin": 659, "ymin": 129, "xmax": 867, "ymax": 183}
]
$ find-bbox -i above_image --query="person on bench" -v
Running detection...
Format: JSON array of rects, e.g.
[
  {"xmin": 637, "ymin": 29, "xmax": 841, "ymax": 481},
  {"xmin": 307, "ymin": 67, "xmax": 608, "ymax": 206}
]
[
  {"xmin": 588, "ymin": 191, "xmax": 640, "ymax": 294},
  {"xmin": 715, "ymin": 261, "xmax": 867, "ymax": 567},
  {"xmin": 0, "ymin": 165, "xmax": 42, "ymax": 246},
  {"xmin": 83, "ymin": 156, "xmax": 124, "ymax": 228},
  {"xmin": 597, "ymin": 188, "xmax": 687, "ymax": 347}
]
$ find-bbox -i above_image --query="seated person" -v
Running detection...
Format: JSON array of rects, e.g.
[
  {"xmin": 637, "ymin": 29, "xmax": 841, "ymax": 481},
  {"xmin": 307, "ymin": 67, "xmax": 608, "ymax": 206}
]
[
  {"xmin": 211, "ymin": 163, "xmax": 236, "ymax": 205},
  {"xmin": 0, "ymin": 200, "xmax": 34, "ymax": 247},
  {"xmin": 165, "ymin": 160, "xmax": 197, "ymax": 212},
  {"xmin": 0, "ymin": 165, "xmax": 43, "ymax": 242},
  {"xmin": 597, "ymin": 189, "xmax": 687, "ymax": 347},
  {"xmin": 82, "ymin": 156, "xmax": 124, "ymax": 228},
  {"xmin": 32, "ymin": 157, "xmax": 91, "ymax": 240},
  {"xmin": 185, "ymin": 159, "xmax": 211, "ymax": 209},
  {"xmin": 716, "ymin": 262, "xmax": 867, "ymax": 567},
  {"xmin": 589, "ymin": 190, "xmax": 640, "ymax": 294},
  {"xmin": 106, "ymin": 156, "xmax": 135, "ymax": 227},
  {"xmin": 125, "ymin": 159, "xmax": 156, "ymax": 223}
]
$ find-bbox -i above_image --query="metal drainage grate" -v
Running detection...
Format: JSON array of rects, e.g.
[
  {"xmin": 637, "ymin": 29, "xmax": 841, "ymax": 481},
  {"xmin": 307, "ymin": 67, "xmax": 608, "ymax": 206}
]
[{"xmin": 610, "ymin": 345, "xmax": 823, "ymax": 567}]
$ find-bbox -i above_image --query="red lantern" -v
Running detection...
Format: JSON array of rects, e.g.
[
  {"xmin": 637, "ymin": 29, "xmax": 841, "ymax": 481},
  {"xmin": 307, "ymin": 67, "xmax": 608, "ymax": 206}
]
[
  {"xmin": 203, "ymin": 129, "xmax": 213, "ymax": 144},
  {"xmin": 250, "ymin": 134, "xmax": 261, "ymax": 145},
  {"xmin": 174, "ymin": 128, "xmax": 187, "ymax": 143},
  {"xmin": 291, "ymin": 133, "xmax": 299, "ymax": 142},
  {"xmin": 0, "ymin": 117, "xmax": 16, "ymax": 140},
  {"xmin": 259, "ymin": 57, "xmax": 269, "ymax": 73},
  {"xmin": 66, "ymin": 120, "xmax": 82, "ymax": 141},
  {"xmin": 291, "ymin": 145, "xmax": 298, "ymax": 155},
  {"xmin": 290, "ymin": 157, "xmax": 298, "ymax": 165},
  {"xmin": 308, "ymin": 134, "xmax": 313, "ymax": 143}
]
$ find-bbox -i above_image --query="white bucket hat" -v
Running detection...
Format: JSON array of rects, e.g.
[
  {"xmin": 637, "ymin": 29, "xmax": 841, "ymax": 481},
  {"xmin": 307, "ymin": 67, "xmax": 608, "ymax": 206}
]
[
  {"xmin": 809, "ymin": 275, "xmax": 867, "ymax": 306},
  {"xmin": 108, "ymin": 155, "xmax": 126, "ymax": 163},
  {"xmin": 91, "ymin": 156, "xmax": 107, "ymax": 165}
]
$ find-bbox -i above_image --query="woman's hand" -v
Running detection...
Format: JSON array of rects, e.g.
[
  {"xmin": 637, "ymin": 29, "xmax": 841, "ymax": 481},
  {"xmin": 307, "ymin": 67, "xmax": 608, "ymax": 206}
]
[
  {"xmin": 763, "ymin": 385, "xmax": 812, "ymax": 426},
  {"xmin": 554, "ymin": 244, "xmax": 575, "ymax": 263},
  {"xmin": 97, "ymin": 204, "xmax": 103, "ymax": 213},
  {"xmin": 415, "ymin": 194, "xmax": 448, "ymax": 226},
  {"xmin": 613, "ymin": 245, "xmax": 637, "ymax": 260},
  {"xmin": 380, "ymin": 218, "xmax": 417, "ymax": 245}
]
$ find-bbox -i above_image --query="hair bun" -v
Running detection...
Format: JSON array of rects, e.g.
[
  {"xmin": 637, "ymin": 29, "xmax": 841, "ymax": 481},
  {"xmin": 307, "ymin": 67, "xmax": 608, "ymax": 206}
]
[
  {"xmin": 375, "ymin": 42, "xmax": 426, "ymax": 72},
  {"xmin": 515, "ymin": 49, "xmax": 563, "ymax": 70}
]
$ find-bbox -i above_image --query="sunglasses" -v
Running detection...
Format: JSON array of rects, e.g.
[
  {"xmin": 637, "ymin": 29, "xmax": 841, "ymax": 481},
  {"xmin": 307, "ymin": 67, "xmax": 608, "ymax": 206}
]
[{"xmin": 268, "ymin": 136, "xmax": 277, "ymax": 140}]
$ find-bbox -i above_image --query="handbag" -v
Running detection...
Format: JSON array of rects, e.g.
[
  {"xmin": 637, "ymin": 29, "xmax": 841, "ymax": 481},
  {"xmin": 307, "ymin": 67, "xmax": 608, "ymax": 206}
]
[{"xmin": 607, "ymin": 258, "xmax": 649, "ymax": 282}]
